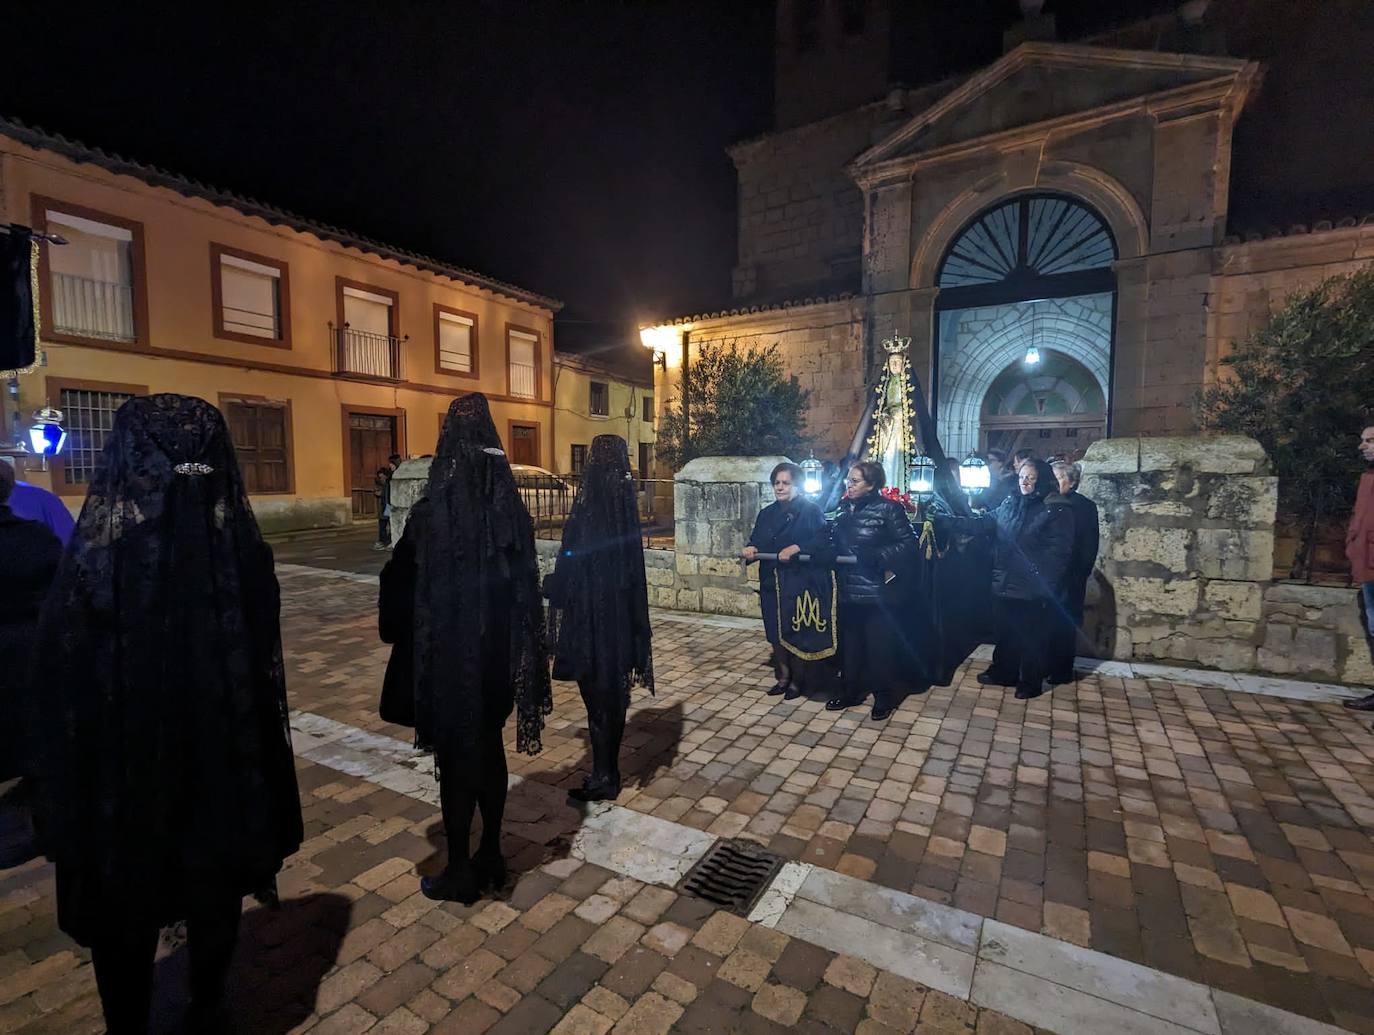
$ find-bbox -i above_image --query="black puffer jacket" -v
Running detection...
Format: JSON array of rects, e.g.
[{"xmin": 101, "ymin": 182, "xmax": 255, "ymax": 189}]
[
  {"xmin": 940, "ymin": 463, "xmax": 1073, "ymax": 602},
  {"xmin": 813, "ymin": 493, "xmax": 919, "ymax": 604}
]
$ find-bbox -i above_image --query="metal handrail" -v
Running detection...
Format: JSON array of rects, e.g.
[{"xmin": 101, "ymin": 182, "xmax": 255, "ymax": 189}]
[
  {"xmin": 744, "ymin": 552, "xmax": 857, "ymax": 564},
  {"xmin": 333, "ymin": 324, "xmax": 403, "ymax": 380}
]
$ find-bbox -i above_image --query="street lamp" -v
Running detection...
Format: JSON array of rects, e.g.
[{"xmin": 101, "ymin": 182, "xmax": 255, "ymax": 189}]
[
  {"xmin": 958, "ymin": 452, "xmax": 990, "ymax": 495},
  {"xmin": 800, "ymin": 454, "xmax": 823, "ymax": 497},
  {"xmin": 908, "ymin": 454, "xmax": 935, "ymax": 498},
  {"xmin": 28, "ymin": 407, "xmax": 66, "ymax": 457}
]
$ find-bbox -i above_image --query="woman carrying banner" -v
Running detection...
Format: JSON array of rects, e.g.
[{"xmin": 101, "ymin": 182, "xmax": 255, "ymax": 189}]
[
  {"xmin": 743, "ymin": 462, "xmax": 827, "ymax": 699},
  {"xmin": 810, "ymin": 460, "xmax": 921, "ymax": 721}
]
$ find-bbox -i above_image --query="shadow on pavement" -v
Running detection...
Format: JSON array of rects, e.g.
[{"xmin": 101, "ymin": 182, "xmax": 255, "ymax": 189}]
[
  {"xmin": 148, "ymin": 892, "xmax": 353, "ymax": 1034},
  {"xmin": 417, "ymin": 701, "xmax": 686, "ymax": 898}
]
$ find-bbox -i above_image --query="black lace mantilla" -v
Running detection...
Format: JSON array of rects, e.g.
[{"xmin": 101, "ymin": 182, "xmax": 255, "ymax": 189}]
[
  {"xmin": 27, "ymin": 394, "xmax": 303, "ymax": 946},
  {"xmin": 411, "ymin": 394, "xmax": 552, "ymax": 757},
  {"xmin": 546, "ymin": 434, "xmax": 654, "ymax": 702}
]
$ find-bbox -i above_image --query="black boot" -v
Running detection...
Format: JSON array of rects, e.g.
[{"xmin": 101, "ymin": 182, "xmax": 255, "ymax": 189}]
[
  {"xmin": 420, "ymin": 861, "xmax": 481, "ymax": 903},
  {"xmin": 472, "ymin": 846, "xmax": 507, "ymax": 891}
]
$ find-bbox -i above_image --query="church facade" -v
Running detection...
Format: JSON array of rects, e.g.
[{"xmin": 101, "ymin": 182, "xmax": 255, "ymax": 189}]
[{"xmin": 647, "ymin": 0, "xmax": 1374, "ymax": 467}]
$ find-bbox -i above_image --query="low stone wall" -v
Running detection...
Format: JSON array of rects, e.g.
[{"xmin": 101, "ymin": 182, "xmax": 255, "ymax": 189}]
[{"xmin": 1082, "ymin": 435, "xmax": 1369, "ymax": 685}]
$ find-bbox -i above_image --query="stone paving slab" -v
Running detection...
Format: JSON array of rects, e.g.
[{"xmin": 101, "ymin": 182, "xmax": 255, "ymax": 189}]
[{"xmin": 275, "ymin": 564, "xmax": 1374, "ymax": 1032}]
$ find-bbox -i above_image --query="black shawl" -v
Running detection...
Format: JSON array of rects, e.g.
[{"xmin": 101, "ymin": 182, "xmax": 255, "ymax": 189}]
[
  {"xmin": 27, "ymin": 394, "xmax": 302, "ymax": 946},
  {"xmin": 397, "ymin": 393, "xmax": 551, "ymax": 757},
  {"xmin": 546, "ymin": 434, "xmax": 653, "ymax": 699}
]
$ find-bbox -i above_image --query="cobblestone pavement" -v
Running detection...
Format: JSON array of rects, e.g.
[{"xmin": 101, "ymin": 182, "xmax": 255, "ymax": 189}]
[{"xmin": 4, "ymin": 548, "xmax": 1374, "ymax": 1033}]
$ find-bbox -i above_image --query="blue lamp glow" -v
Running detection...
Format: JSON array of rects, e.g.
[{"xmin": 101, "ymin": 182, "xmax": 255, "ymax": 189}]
[{"xmin": 28, "ymin": 407, "xmax": 66, "ymax": 456}]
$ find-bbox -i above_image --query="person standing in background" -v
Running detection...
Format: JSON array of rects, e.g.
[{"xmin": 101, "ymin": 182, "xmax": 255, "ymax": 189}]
[
  {"xmin": 1049, "ymin": 460, "xmax": 1099, "ymax": 685},
  {"xmin": 1341, "ymin": 423, "xmax": 1374, "ymax": 712},
  {"xmin": 0, "ymin": 457, "xmax": 74, "ymax": 545}
]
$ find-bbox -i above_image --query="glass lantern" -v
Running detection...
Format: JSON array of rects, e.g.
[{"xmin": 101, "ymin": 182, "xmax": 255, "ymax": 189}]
[
  {"xmin": 800, "ymin": 454, "xmax": 823, "ymax": 497},
  {"xmin": 28, "ymin": 407, "xmax": 66, "ymax": 457},
  {"xmin": 959, "ymin": 452, "xmax": 990, "ymax": 495},
  {"xmin": 908, "ymin": 454, "xmax": 935, "ymax": 499}
]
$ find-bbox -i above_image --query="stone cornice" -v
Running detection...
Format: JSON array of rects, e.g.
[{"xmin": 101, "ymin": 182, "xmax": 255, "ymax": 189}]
[{"xmin": 849, "ymin": 68, "xmax": 1257, "ymax": 192}]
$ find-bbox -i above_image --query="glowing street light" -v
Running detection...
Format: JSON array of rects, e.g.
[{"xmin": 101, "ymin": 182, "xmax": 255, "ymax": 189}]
[{"xmin": 800, "ymin": 454, "xmax": 823, "ymax": 496}]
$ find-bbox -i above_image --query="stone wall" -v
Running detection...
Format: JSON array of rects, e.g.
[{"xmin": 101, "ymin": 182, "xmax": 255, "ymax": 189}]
[{"xmin": 1082, "ymin": 435, "xmax": 1370, "ymax": 685}]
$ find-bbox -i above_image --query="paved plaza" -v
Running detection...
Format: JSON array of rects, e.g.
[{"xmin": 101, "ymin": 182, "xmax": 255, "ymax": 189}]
[{"xmin": 3, "ymin": 533, "xmax": 1374, "ymax": 1033}]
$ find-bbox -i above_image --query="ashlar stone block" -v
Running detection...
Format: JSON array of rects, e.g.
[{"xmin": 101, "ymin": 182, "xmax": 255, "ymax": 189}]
[
  {"xmin": 1138, "ymin": 436, "xmax": 1268, "ymax": 476},
  {"xmin": 1115, "ymin": 575, "xmax": 1202, "ymax": 617},
  {"xmin": 1202, "ymin": 580, "xmax": 1263, "ymax": 622},
  {"xmin": 1194, "ymin": 528, "xmax": 1274, "ymax": 582},
  {"xmin": 1205, "ymin": 477, "xmax": 1278, "ymax": 528},
  {"xmin": 1110, "ymin": 527, "xmax": 1191, "ymax": 572}
]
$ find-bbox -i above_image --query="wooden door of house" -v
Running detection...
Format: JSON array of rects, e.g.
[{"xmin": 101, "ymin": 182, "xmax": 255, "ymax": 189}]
[
  {"xmin": 349, "ymin": 412, "xmax": 396, "ymax": 517},
  {"xmin": 510, "ymin": 423, "xmax": 539, "ymax": 466}
]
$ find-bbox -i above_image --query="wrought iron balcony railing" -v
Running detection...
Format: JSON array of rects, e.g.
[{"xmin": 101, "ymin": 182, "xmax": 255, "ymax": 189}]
[{"xmin": 332, "ymin": 324, "xmax": 404, "ymax": 380}]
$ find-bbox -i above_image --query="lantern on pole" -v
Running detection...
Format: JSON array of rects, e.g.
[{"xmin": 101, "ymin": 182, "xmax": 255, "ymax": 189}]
[
  {"xmin": 958, "ymin": 452, "xmax": 990, "ymax": 496},
  {"xmin": 908, "ymin": 454, "xmax": 935, "ymax": 499},
  {"xmin": 800, "ymin": 453, "xmax": 823, "ymax": 497},
  {"xmin": 28, "ymin": 406, "xmax": 66, "ymax": 457}
]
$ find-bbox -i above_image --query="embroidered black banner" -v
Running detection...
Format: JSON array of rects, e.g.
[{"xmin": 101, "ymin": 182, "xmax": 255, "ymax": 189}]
[{"xmin": 776, "ymin": 565, "xmax": 839, "ymax": 661}]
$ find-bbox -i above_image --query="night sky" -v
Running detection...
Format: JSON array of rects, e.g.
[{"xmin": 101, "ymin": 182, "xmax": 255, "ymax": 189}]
[{"xmin": 1, "ymin": 1, "xmax": 1178, "ymax": 357}]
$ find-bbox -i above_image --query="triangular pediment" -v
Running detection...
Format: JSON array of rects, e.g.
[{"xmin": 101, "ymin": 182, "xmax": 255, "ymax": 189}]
[{"xmin": 854, "ymin": 42, "xmax": 1253, "ymax": 171}]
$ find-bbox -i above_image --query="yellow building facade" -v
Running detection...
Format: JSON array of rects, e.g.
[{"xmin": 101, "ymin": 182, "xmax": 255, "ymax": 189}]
[
  {"xmin": 0, "ymin": 120, "xmax": 559, "ymax": 532},
  {"xmin": 550, "ymin": 352, "xmax": 655, "ymax": 477}
]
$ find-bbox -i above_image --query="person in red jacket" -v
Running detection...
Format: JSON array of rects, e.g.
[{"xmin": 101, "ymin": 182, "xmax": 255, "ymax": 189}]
[{"xmin": 1342, "ymin": 423, "xmax": 1374, "ymax": 711}]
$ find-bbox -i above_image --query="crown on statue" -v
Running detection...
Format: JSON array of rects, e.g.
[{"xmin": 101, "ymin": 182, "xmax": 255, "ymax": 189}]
[{"xmin": 881, "ymin": 333, "xmax": 911, "ymax": 354}]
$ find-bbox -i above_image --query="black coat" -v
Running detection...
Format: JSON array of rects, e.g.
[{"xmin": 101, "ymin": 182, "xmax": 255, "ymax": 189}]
[
  {"xmin": 979, "ymin": 471, "xmax": 1017, "ymax": 513},
  {"xmin": 945, "ymin": 492, "xmax": 1073, "ymax": 602},
  {"xmin": 0, "ymin": 506, "xmax": 61, "ymax": 778},
  {"xmin": 748, "ymin": 497, "xmax": 826, "ymax": 589},
  {"xmin": 814, "ymin": 493, "xmax": 919, "ymax": 604},
  {"xmin": 1063, "ymin": 490, "xmax": 1100, "ymax": 584}
]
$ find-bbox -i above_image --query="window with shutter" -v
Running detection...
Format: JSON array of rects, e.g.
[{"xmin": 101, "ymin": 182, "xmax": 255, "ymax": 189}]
[
  {"xmin": 436, "ymin": 308, "xmax": 476, "ymax": 374},
  {"xmin": 45, "ymin": 209, "xmax": 137, "ymax": 342},
  {"xmin": 508, "ymin": 328, "xmax": 539, "ymax": 399},
  {"xmin": 214, "ymin": 247, "xmax": 287, "ymax": 343}
]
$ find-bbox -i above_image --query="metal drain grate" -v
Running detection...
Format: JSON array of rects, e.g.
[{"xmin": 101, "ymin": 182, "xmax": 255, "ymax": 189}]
[{"xmin": 678, "ymin": 839, "xmax": 785, "ymax": 916}]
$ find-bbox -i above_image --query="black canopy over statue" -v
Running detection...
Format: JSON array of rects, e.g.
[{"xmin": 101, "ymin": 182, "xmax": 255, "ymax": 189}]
[{"xmin": 820, "ymin": 343, "xmax": 992, "ymax": 687}]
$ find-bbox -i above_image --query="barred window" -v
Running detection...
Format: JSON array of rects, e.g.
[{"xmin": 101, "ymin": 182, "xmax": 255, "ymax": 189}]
[
  {"xmin": 571, "ymin": 444, "xmax": 588, "ymax": 474},
  {"xmin": 59, "ymin": 387, "xmax": 134, "ymax": 485}
]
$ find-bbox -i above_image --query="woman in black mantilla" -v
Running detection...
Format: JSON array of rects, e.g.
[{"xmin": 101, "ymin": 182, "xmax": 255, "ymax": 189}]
[
  {"xmin": 379, "ymin": 393, "xmax": 551, "ymax": 903},
  {"xmin": 742, "ymin": 461, "xmax": 826, "ymax": 699},
  {"xmin": 27, "ymin": 394, "xmax": 303, "ymax": 1034},
  {"xmin": 545, "ymin": 434, "xmax": 654, "ymax": 802}
]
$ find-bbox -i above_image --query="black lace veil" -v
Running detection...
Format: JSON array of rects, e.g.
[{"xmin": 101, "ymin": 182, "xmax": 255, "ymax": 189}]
[
  {"xmin": 411, "ymin": 394, "xmax": 552, "ymax": 757},
  {"xmin": 27, "ymin": 394, "xmax": 302, "ymax": 945},
  {"xmin": 546, "ymin": 434, "xmax": 654, "ymax": 700}
]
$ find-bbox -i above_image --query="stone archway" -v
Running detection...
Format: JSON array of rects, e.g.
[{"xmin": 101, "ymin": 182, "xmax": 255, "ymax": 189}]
[{"xmin": 927, "ymin": 192, "xmax": 1118, "ymax": 459}]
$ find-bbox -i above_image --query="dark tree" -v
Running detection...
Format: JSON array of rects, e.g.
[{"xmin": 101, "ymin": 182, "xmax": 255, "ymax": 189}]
[
  {"xmin": 1199, "ymin": 269, "xmax": 1374, "ymax": 579},
  {"xmin": 657, "ymin": 341, "xmax": 810, "ymax": 469}
]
